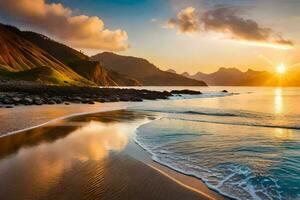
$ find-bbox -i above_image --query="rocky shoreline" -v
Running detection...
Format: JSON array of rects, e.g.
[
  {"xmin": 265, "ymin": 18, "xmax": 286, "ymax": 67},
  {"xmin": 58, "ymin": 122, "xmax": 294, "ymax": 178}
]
[{"xmin": 0, "ymin": 80, "xmax": 204, "ymax": 108}]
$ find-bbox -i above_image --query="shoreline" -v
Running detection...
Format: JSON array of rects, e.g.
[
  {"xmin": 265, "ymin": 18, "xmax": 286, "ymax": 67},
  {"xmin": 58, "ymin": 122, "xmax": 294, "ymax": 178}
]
[
  {"xmin": 127, "ymin": 127, "xmax": 228, "ymax": 200},
  {"xmin": 0, "ymin": 106, "xmax": 227, "ymax": 200}
]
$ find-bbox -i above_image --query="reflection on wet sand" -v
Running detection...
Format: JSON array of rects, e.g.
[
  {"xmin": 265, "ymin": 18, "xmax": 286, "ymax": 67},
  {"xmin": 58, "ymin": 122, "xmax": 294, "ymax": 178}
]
[
  {"xmin": 0, "ymin": 110, "xmax": 154, "ymax": 200},
  {"xmin": 0, "ymin": 110, "xmax": 150, "ymax": 160},
  {"xmin": 0, "ymin": 121, "xmax": 130, "ymax": 198},
  {"xmin": 0, "ymin": 110, "xmax": 210, "ymax": 200}
]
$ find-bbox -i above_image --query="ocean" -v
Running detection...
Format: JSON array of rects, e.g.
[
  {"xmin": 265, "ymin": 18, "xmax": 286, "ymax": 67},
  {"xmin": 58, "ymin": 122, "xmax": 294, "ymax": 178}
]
[
  {"xmin": 131, "ymin": 86, "xmax": 300, "ymax": 200},
  {"xmin": 0, "ymin": 86, "xmax": 299, "ymax": 200}
]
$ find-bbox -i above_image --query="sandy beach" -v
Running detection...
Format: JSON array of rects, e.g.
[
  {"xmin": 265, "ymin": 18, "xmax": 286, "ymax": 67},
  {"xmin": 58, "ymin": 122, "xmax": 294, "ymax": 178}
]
[{"xmin": 0, "ymin": 106, "xmax": 226, "ymax": 200}]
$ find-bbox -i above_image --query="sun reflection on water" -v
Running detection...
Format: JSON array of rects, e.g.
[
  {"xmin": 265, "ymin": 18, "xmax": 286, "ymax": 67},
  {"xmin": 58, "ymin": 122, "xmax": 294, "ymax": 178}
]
[
  {"xmin": 274, "ymin": 128, "xmax": 294, "ymax": 140},
  {"xmin": 274, "ymin": 88, "xmax": 283, "ymax": 114}
]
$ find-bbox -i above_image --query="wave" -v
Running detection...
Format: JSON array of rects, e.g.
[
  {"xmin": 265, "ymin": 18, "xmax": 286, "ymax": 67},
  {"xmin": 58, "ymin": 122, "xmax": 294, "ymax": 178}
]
[
  {"xmin": 166, "ymin": 116, "xmax": 300, "ymax": 130},
  {"xmin": 134, "ymin": 120, "xmax": 290, "ymax": 200},
  {"xmin": 132, "ymin": 108, "xmax": 300, "ymax": 130},
  {"xmin": 134, "ymin": 125, "xmax": 239, "ymax": 200},
  {"xmin": 136, "ymin": 109, "xmax": 242, "ymax": 117},
  {"xmin": 168, "ymin": 91, "xmax": 237, "ymax": 100}
]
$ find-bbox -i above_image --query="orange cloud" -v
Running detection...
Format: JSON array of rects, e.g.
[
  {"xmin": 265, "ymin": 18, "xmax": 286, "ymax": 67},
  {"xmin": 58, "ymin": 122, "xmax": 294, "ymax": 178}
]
[
  {"xmin": 0, "ymin": 0, "xmax": 128, "ymax": 51},
  {"xmin": 166, "ymin": 6, "xmax": 294, "ymax": 49}
]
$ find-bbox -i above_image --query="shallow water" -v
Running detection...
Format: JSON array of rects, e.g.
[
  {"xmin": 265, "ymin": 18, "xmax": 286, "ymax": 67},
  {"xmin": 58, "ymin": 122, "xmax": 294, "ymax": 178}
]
[{"xmin": 133, "ymin": 87, "xmax": 300, "ymax": 200}]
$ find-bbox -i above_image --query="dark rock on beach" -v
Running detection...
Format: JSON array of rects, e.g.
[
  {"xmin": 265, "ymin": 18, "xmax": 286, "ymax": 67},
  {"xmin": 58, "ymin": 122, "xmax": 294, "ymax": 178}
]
[
  {"xmin": 170, "ymin": 89, "xmax": 202, "ymax": 95},
  {"xmin": 0, "ymin": 80, "xmax": 204, "ymax": 107}
]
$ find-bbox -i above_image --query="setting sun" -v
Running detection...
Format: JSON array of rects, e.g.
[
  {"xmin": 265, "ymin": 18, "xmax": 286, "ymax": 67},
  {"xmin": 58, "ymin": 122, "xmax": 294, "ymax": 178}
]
[{"xmin": 277, "ymin": 64, "xmax": 286, "ymax": 74}]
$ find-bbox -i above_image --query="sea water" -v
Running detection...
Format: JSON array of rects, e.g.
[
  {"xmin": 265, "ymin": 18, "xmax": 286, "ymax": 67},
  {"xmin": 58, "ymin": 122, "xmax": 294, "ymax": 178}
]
[{"xmin": 132, "ymin": 87, "xmax": 300, "ymax": 200}]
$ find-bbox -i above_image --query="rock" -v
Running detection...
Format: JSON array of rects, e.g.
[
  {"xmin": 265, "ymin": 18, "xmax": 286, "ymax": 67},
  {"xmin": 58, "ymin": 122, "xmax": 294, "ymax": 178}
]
[
  {"xmin": 222, "ymin": 90, "xmax": 228, "ymax": 93},
  {"xmin": 12, "ymin": 97, "xmax": 21, "ymax": 103},
  {"xmin": 88, "ymin": 101, "xmax": 95, "ymax": 104},
  {"xmin": 73, "ymin": 97, "xmax": 82, "ymax": 102},
  {"xmin": 47, "ymin": 100, "xmax": 56, "ymax": 105},
  {"xmin": 162, "ymin": 91, "xmax": 171, "ymax": 96},
  {"xmin": 81, "ymin": 98, "xmax": 91, "ymax": 104},
  {"xmin": 96, "ymin": 98, "xmax": 105, "ymax": 103},
  {"xmin": 21, "ymin": 97, "xmax": 33, "ymax": 105},
  {"xmin": 120, "ymin": 96, "xmax": 130, "ymax": 101},
  {"xmin": 3, "ymin": 97, "xmax": 13, "ymax": 104},
  {"xmin": 34, "ymin": 100, "xmax": 43, "ymax": 105},
  {"xmin": 5, "ymin": 105, "xmax": 14, "ymax": 108},
  {"xmin": 64, "ymin": 102, "xmax": 70, "ymax": 105},
  {"xmin": 102, "ymin": 98, "xmax": 110, "ymax": 102},
  {"xmin": 33, "ymin": 97, "xmax": 44, "ymax": 105},
  {"xmin": 52, "ymin": 97, "xmax": 63, "ymax": 104},
  {"xmin": 170, "ymin": 90, "xmax": 202, "ymax": 95}
]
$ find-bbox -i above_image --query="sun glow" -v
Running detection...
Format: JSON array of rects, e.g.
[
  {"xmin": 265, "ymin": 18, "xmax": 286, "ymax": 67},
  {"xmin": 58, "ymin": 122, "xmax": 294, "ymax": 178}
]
[{"xmin": 277, "ymin": 64, "xmax": 286, "ymax": 74}]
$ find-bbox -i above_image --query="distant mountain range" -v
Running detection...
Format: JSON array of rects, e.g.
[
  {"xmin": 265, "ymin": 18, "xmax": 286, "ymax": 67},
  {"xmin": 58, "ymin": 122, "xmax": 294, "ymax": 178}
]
[
  {"xmin": 91, "ymin": 53, "xmax": 206, "ymax": 86},
  {"xmin": 0, "ymin": 23, "xmax": 205, "ymax": 86},
  {"xmin": 178, "ymin": 67, "xmax": 300, "ymax": 86}
]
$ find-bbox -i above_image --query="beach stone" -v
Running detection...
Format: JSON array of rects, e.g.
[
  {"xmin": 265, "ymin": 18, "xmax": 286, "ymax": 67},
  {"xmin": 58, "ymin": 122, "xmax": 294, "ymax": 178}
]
[
  {"xmin": 109, "ymin": 97, "xmax": 120, "ymax": 102},
  {"xmin": 73, "ymin": 97, "xmax": 82, "ymax": 102},
  {"xmin": 120, "ymin": 96, "xmax": 130, "ymax": 101},
  {"xmin": 102, "ymin": 98, "xmax": 110, "ymax": 102},
  {"xmin": 163, "ymin": 91, "xmax": 171, "ymax": 96},
  {"xmin": 33, "ymin": 97, "xmax": 44, "ymax": 105},
  {"xmin": 222, "ymin": 90, "xmax": 228, "ymax": 93},
  {"xmin": 3, "ymin": 98, "xmax": 13, "ymax": 104},
  {"xmin": 96, "ymin": 98, "xmax": 105, "ymax": 103},
  {"xmin": 34, "ymin": 100, "xmax": 43, "ymax": 105},
  {"xmin": 51, "ymin": 97, "xmax": 63, "ymax": 104},
  {"xmin": 55, "ymin": 99, "xmax": 63, "ymax": 104},
  {"xmin": 81, "ymin": 98, "xmax": 91, "ymax": 104},
  {"xmin": 72, "ymin": 100, "xmax": 81, "ymax": 104},
  {"xmin": 22, "ymin": 97, "xmax": 33, "ymax": 105},
  {"xmin": 170, "ymin": 90, "xmax": 202, "ymax": 95},
  {"xmin": 48, "ymin": 100, "xmax": 56, "ymax": 105},
  {"xmin": 12, "ymin": 97, "xmax": 21, "ymax": 103}
]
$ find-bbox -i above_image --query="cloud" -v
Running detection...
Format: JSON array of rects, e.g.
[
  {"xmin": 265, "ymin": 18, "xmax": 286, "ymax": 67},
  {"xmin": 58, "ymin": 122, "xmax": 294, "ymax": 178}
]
[
  {"xmin": 0, "ymin": 0, "xmax": 128, "ymax": 51},
  {"xmin": 166, "ymin": 7, "xmax": 199, "ymax": 33},
  {"xmin": 166, "ymin": 6, "xmax": 294, "ymax": 49}
]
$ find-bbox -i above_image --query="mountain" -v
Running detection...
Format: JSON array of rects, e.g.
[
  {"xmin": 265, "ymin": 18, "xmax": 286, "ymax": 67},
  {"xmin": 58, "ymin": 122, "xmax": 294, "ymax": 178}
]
[
  {"xmin": 90, "ymin": 52, "xmax": 207, "ymax": 86},
  {"xmin": 182, "ymin": 67, "xmax": 300, "ymax": 86},
  {"xmin": 166, "ymin": 69, "xmax": 176, "ymax": 74},
  {"xmin": 181, "ymin": 72, "xmax": 191, "ymax": 77},
  {"xmin": 68, "ymin": 60, "xmax": 141, "ymax": 86},
  {"xmin": 0, "ymin": 24, "xmax": 93, "ymax": 86},
  {"xmin": 2, "ymin": 24, "xmax": 141, "ymax": 86}
]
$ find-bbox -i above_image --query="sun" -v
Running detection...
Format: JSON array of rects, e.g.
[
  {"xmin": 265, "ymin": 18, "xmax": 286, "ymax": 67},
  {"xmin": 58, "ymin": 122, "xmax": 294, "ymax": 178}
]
[{"xmin": 277, "ymin": 64, "xmax": 286, "ymax": 74}]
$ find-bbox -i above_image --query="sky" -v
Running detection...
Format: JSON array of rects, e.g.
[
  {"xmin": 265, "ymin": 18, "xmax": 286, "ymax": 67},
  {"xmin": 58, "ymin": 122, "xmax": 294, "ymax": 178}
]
[{"xmin": 0, "ymin": 0, "xmax": 300, "ymax": 74}]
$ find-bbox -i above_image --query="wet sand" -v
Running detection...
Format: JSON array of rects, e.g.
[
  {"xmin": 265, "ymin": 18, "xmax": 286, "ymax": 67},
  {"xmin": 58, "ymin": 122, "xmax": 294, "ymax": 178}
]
[
  {"xmin": 0, "ymin": 102, "xmax": 130, "ymax": 136},
  {"xmin": 0, "ymin": 109, "xmax": 226, "ymax": 200}
]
